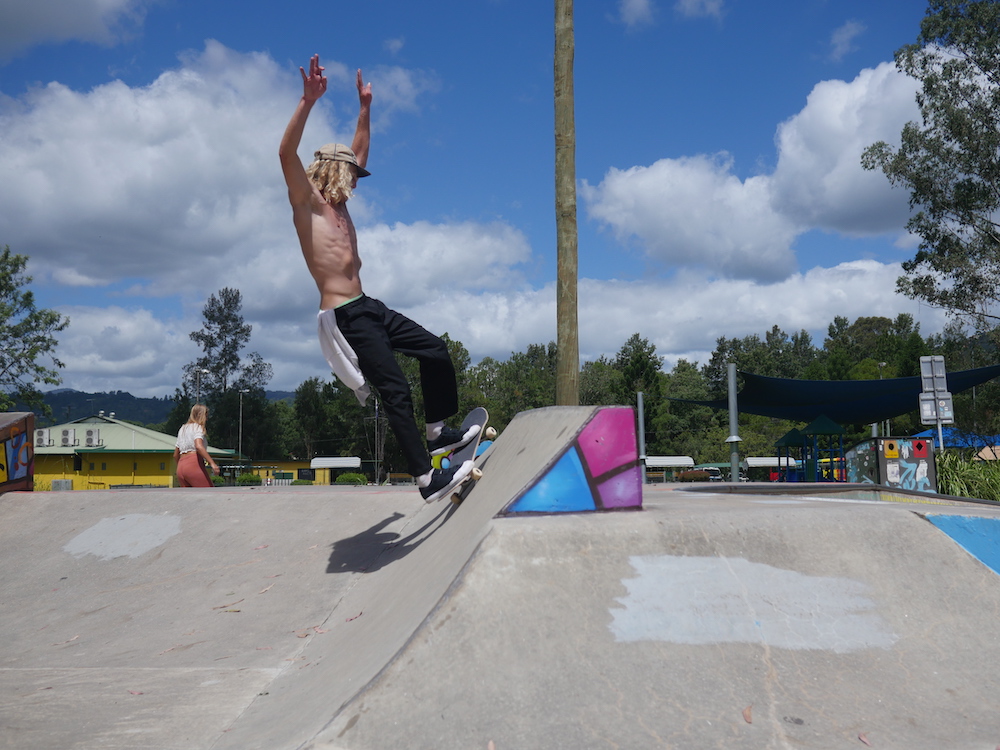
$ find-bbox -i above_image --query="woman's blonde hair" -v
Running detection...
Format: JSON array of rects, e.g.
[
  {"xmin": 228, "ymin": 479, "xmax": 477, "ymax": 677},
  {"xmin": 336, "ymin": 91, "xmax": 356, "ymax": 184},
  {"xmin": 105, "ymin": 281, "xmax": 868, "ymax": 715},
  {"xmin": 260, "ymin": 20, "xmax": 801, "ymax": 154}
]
[
  {"xmin": 306, "ymin": 159, "xmax": 355, "ymax": 204},
  {"xmin": 188, "ymin": 404, "xmax": 209, "ymax": 433}
]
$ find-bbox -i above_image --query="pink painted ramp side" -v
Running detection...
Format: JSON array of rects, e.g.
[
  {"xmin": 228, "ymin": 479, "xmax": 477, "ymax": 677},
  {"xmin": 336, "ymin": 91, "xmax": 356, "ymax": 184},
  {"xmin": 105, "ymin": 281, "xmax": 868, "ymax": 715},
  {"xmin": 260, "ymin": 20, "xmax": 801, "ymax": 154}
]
[
  {"xmin": 577, "ymin": 407, "xmax": 637, "ymax": 478},
  {"xmin": 503, "ymin": 405, "xmax": 642, "ymax": 515}
]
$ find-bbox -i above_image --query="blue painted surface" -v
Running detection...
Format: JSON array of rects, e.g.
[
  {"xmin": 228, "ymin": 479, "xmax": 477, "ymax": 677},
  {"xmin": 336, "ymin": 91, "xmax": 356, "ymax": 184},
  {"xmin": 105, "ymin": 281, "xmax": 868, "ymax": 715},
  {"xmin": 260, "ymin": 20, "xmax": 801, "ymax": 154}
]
[
  {"xmin": 927, "ymin": 515, "xmax": 1000, "ymax": 576},
  {"xmin": 508, "ymin": 447, "xmax": 595, "ymax": 514}
]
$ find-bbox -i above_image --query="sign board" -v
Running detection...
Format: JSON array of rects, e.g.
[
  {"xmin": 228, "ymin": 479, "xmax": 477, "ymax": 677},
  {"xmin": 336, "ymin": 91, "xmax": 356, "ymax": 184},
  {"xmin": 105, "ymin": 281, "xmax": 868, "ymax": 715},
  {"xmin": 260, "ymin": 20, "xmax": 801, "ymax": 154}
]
[
  {"xmin": 919, "ymin": 355, "xmax": 948, "ymax": 393},
  {"xmin": 918, "ymin": 355, "xmax": 955, "ymax": 427}
]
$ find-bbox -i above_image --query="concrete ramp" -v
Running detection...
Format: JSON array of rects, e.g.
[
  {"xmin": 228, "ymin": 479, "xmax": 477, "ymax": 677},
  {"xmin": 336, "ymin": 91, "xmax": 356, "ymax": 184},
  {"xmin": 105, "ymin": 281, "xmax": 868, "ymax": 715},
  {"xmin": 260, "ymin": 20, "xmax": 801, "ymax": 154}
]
[
  {"xmin": 0, "ymin": 406, "xmax": 601, "ymax": 750},
  {"xmin": 318, "ymin": 490, "xmax": 1000, "ymax": 750}
]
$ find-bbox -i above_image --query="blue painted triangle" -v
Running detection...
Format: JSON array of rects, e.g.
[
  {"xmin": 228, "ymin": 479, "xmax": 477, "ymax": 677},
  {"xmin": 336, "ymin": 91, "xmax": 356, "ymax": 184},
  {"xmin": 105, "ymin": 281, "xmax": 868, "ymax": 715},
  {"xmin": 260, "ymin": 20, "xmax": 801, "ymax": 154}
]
[
  {"xmin": 928, "ymin": 515, "xmax": 1000, "ymax": 576},
  {"xmin": 507, "ymin": 446, "xmax": 596, "ymax": 514}
]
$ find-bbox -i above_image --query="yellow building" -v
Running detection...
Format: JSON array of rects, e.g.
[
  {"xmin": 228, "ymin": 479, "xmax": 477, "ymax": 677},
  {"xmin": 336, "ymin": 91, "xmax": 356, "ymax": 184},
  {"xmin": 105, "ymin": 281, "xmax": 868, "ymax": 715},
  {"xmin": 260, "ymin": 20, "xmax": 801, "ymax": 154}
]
[{"xmin": 33, "ymin": 415, "xmax": 236, "ymax": 490}]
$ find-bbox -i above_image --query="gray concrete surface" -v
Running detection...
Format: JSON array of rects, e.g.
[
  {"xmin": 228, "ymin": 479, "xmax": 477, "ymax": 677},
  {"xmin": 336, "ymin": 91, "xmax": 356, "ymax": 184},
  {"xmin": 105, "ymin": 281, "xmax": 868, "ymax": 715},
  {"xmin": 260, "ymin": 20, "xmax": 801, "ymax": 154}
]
[
  {"xmin": 3, "ymin": 405, "xmax": 1000, "ymax": 749},
  {"xmin": 318, "ymin": 488, "xmax": 1000, "ymax": 749},
  {"xmin": 0, "ymin": 484, "xmax": 435, "ymax": 750},
  {"xmin": 0, "ymin": 406, "xmax": 597, "ymax": 750}
]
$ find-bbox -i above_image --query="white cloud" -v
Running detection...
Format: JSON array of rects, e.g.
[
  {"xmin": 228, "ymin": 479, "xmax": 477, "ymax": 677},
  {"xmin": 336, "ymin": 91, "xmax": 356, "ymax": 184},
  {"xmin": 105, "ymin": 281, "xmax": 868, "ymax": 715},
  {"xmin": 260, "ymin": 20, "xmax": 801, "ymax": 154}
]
[
  {"xmin": 581, "ymin": 154, "xmax": 799, "ymax": 281},
  {"xmin": 574, "ymin": 260, "xmax": 946, "ymax": 372},
  {"xmin": 674, "ymin": 0, "xmax": 724, "ymax": 20},
  {"xmin": 54, "ymin": 305, "xmax": 194, "ymax": 395},
  {"xmin": 582, "ymin": 62, "xmax": 922, "ymax": 288},
  {"xmin": 360, "ymin": 220, "xmax": 534, "ymax": 307},
  {"xmin": 0, "ymin": 41, "xmax": 442, "ymax": 304},
  {"xmin": 360, "ymin": 65, "xmax": 441, "ymax": 132},
  {"xmin": 383, "ymin": 37, "xmax": 405, "ymax": 56},
  {"xmin": 769, "ymin": 62, "xmax": 919, "ymax": 234},
  {"xmin": 47, "ymin": 255, "xmax": 947, "ymax": 398},
  {"xmin": 619, "ymin": 0, "xmax": 655, "ymax": 28},
  {"xmin": 830, "ymin": 20, "xmax": 866, "ymax": 63},
  {"xmin": 0, "ymin": 42, "xmax": 301, "ymax": 292},
  {"xmin": 0, "ymin": 0, "xmax": 150, "ymax": 61},
  {"xmin": 2, "ymin": 40, "xmax": 945, "ymax": 400}
]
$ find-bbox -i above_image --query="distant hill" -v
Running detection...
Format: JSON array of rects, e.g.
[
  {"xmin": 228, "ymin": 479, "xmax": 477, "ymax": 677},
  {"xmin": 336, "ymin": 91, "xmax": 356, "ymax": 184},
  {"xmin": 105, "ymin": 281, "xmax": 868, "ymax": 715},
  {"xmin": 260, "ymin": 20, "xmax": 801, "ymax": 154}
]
[{"xmin": 20, "ymin": 389, "xmax": 296, "ymax": 428}]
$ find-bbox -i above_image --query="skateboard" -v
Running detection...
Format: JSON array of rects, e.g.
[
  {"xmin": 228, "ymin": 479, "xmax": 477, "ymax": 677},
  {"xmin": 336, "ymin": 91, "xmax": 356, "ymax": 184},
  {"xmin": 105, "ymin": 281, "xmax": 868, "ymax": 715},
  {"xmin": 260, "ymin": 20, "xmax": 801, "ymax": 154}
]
[{"xmin": 438, "ymin": 407, "xmax": 496, "ymax": 505}]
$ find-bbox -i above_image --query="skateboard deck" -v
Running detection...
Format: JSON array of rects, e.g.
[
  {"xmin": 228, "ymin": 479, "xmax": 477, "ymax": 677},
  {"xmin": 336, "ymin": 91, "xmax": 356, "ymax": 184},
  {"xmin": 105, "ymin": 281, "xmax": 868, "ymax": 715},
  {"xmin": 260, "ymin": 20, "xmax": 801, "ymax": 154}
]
[{"xmin": 443, "ymin": 407, "xmax": 495, "ymax": 505}]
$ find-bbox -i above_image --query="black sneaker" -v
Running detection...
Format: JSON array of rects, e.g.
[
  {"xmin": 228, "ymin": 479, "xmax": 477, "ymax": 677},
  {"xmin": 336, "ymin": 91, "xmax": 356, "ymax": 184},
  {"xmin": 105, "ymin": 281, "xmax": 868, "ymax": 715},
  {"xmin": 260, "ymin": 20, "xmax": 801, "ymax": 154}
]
[
  {"xmin": 428, "ymin": 424, "xmax": 481, "ymax": 456},
  {"xmin": 419, "ymin": 461, "xmax": 474, "ymax": 503}
]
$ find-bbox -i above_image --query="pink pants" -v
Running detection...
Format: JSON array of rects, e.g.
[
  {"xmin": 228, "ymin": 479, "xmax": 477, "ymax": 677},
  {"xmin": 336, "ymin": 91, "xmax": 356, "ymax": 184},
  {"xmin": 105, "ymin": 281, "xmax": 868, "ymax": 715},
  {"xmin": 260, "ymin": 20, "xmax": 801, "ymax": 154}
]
[{"xmin": 177, "ymin": 451, "xmax": 212, "ymax": 487}]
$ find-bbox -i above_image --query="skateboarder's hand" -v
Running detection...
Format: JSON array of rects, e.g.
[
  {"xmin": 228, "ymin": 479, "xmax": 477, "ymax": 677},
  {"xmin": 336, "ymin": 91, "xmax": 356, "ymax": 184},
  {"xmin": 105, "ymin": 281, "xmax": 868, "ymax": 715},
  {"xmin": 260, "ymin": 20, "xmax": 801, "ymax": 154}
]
[
  {"xmin": 300, "ymin": 54, "xmax": 327, "ymax": 102},
  {"xmin": 356, "ymin": 68, "xmax": 371, "ymax": 109}
]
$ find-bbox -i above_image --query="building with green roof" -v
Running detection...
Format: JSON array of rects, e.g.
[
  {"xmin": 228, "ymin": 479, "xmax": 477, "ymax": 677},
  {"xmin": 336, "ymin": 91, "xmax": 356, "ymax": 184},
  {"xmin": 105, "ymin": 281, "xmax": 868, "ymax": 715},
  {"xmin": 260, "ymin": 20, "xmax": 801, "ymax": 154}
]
[{"xmin": 33, "ymin": 415, "xmax": 236, "ymax": 490}]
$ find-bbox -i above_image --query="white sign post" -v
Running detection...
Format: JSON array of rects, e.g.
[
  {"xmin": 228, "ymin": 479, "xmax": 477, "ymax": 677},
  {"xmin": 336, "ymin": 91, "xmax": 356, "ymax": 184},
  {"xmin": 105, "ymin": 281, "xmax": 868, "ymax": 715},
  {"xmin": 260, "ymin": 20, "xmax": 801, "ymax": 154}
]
[{"xmin": 919, "ymin": 355, "xmax": 954, "ymax": 451}]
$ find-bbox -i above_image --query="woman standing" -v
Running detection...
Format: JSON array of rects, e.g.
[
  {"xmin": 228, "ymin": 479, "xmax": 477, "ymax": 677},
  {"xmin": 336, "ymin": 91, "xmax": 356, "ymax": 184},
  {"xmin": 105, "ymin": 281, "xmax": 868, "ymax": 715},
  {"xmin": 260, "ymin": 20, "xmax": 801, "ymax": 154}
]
[{"xmin": 174, "ymin": 404, "xmax": 219, "ymax": 487}]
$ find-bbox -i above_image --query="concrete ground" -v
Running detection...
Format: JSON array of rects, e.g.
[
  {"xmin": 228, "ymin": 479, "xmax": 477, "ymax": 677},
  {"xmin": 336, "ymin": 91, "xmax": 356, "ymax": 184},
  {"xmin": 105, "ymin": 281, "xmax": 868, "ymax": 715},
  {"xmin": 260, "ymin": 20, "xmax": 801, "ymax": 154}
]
[{"xmin": 3, "ymin": 413, "xmax": 1000, "ymax": 749}]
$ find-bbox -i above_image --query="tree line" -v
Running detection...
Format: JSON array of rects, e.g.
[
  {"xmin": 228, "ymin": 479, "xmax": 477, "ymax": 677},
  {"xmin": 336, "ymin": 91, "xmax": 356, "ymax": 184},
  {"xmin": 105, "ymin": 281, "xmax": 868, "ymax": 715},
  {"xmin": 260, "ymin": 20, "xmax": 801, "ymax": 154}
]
[{"xmin": 159, "ymin": 284, "xmax": 1000, "ymax": 483}]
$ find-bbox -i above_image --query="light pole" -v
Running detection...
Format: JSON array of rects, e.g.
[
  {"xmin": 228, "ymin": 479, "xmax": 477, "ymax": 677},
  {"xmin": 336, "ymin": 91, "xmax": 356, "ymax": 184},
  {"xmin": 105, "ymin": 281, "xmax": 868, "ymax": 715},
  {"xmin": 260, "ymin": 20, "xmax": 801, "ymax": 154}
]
[
  {"xmin": 195, "ymin": 368, "xmax": 210, "ymax": 403},
  {"xmin": 239, "ymin": 389, "xmax": 250, "ymax": 468}
]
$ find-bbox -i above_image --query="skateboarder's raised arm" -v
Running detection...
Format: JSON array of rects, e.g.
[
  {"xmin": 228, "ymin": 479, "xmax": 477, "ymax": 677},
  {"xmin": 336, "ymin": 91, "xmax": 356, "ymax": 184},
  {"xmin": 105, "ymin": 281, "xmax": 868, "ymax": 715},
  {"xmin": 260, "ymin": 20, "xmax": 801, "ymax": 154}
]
[
  {"xmin": 351, "ymin": 68, "xmax": 372, "ymax": 173},
  {"xmin": 279, "ymin": 54, "xmax": 327, "ymax": 207}
]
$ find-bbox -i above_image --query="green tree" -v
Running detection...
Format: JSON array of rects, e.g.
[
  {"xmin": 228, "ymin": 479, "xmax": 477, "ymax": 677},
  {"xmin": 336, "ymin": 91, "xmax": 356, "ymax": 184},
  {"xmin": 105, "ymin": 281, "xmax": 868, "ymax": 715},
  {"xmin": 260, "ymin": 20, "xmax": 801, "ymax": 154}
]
[
  {"xmin": 928, "ymin": 322, "xmax": 1000, "ymax": 438},
  {"xmin": 654, "ymin": 359, "xmax": 723, "ymax": 460},
  {"xmin": 208, "ymin": 387, "xmax": 281, "ymax": 460},
  {"xmin": 702, "ymin": 325, "xmax": 818, "ymax": 395},
  {"xmin": 614, "ymin": 333, "xmax": 663, "ymax": 402},
  {"xmin": 292, "ymin": 377, "xmax": 370, "ymax": 463},
  {"xmin": 862, "ymin": 0, "xmax": 1000, "ymax": 328},
  {"xmin": 0, "ymin": 246, "xmax": 69, "ymax": 412},
  {"xmin": 184, "ymin": 288, "xmax": 272, "ymax": 398},
  {"xmin": 468, "ymin": 342, "xmax": 557, "ymax": 429},
  {"xmin": 580, "ymin": 356, "xmax": 624, "ymax": 406},
  {"xmin": 163, "ymin": 389, "xmax": 192, "ymax": 438},
  {"xmin": 182, "ymin": 287, "xmax": 274, "ymax": 451}
]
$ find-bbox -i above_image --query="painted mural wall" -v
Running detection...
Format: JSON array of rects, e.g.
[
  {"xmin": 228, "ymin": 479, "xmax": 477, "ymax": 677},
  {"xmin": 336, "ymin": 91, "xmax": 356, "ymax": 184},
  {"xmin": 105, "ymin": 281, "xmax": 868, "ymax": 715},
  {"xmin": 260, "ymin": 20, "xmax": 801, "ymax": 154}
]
[
  {"xmin": 505, "ymin": 406, "xmax": 642, "ymax": 514},
  {"xmin": 845, "ymin": 437, "xmax": 936, "ymax": 494},
  {"xmin": 0, "ymin": 412, "xmax": 35, "ymax": 493}
]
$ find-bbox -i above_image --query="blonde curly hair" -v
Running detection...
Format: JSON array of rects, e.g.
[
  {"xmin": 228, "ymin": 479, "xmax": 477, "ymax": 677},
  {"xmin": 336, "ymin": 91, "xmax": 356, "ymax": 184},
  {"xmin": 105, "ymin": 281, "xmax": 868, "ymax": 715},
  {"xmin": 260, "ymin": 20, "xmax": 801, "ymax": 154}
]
[{"xmin": 306, "ymin": 159, "xmax": 356, "ymax": 204}]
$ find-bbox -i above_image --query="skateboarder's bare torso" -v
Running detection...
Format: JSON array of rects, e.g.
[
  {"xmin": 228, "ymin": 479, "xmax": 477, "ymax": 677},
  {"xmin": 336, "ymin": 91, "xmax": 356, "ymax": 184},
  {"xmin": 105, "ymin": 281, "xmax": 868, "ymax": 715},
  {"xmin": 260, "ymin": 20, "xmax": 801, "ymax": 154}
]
[{"xmin": 291, "ymin": 187, "xmax": 363, "ymax": 311}]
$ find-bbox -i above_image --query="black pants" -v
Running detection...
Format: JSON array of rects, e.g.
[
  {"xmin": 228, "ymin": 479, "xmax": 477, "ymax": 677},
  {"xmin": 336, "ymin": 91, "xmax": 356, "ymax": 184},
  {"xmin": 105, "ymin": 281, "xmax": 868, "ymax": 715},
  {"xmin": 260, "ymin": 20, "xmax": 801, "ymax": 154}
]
[{"xmin": 335, "ymin": 295, "xmax": 458, "ymax": 476}]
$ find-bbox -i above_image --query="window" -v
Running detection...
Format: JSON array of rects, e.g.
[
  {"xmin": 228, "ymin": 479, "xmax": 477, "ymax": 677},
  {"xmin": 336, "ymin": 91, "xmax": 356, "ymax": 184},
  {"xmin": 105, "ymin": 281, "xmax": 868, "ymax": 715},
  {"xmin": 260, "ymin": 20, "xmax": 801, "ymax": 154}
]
[{"xmin": 89, "ymin": 462, "xmax": 95, "ymax": 471}]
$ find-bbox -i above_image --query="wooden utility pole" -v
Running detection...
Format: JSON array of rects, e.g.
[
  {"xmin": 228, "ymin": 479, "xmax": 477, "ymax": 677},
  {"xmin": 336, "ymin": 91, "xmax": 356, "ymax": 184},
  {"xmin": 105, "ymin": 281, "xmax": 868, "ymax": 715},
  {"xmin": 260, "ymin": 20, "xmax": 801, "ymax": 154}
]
[{"xmin": 554, "ymin": 0, "xmax": 579, "ymax": 405}]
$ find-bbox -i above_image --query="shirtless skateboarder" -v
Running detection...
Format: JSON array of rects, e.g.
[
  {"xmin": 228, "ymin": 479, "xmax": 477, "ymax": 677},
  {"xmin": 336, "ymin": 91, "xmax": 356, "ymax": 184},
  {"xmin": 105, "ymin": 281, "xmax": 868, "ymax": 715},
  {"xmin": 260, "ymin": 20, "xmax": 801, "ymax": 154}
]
[{"xmin": 279, "ymin": 54, "xmax": 477, "ymax": 501}]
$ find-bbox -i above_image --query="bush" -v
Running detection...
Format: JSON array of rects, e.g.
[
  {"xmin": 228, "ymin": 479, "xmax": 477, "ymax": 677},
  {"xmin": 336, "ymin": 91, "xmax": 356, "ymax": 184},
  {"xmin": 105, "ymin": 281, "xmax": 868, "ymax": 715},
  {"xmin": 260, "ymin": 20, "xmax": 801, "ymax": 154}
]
[
  {"xmin": 335, "ymin": 472, "xmax": 367, "ymax": 486},
  {"xmin": 677, "ymin": 469, "xmax": 710, "ymax": 483},
  {"xmin": 237, "ymin": 473, "xmax": 263, "ymax": 486},
  {"xmin": 936, "ymin": 450, "xmax": 1000, "ymax": 502},
  {"xmin": 211, "ymin": 474, "xmax": 225, "ymax": 486},
  {"xmin": 291, "ymin": 479, "xmax": 313, "ymax": 486}
]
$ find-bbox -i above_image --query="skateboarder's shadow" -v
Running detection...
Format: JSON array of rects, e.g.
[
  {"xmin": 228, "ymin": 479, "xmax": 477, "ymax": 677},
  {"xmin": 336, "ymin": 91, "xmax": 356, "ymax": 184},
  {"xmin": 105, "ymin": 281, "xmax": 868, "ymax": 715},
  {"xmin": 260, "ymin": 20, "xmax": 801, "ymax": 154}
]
[{"xmin": 326, "ymin": 503, "xmax": 456, "ymax": 574}]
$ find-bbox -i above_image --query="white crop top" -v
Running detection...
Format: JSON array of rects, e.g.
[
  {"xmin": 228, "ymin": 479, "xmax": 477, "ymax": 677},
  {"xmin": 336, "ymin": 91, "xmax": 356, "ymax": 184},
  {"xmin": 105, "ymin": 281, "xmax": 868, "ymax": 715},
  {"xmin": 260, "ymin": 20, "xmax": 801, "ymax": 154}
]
[{"xmin": 175, "ymin": 423, "xmax": 205, "ymax": 454}]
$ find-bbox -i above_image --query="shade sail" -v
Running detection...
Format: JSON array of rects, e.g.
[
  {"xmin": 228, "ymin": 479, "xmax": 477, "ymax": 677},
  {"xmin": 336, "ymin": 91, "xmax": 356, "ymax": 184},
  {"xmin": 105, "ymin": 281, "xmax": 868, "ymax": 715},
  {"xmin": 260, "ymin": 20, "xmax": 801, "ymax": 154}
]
[{"xmin": 674, "ymin": 365, "xmax": 1000, "ymax": 425}]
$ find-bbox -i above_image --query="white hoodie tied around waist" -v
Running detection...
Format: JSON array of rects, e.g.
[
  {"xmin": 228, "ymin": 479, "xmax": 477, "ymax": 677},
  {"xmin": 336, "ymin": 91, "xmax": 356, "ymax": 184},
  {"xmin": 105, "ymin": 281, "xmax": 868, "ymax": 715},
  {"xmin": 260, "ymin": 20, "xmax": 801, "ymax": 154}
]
[{"xmin": 316, "ymin": 308, "xmax": 371, "ymax": 406}]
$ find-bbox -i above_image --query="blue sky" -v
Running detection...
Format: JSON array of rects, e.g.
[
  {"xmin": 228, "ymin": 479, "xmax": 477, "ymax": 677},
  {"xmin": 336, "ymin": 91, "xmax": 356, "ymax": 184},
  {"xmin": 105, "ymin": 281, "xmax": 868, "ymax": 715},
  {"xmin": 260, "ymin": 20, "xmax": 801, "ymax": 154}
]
[{"xmin": 0, "ymin": 0, "xmax": 944, "ymax": 397}]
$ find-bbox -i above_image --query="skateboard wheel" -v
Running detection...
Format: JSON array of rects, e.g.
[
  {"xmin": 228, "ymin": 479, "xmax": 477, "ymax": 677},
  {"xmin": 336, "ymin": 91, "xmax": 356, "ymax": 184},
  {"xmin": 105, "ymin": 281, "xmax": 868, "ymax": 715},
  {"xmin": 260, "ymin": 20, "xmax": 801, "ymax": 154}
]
[
  {"xmin": 470, "ymin": 467, "xmax": 483, "ymax": 481},
  {"xmin": 485, "ymin": 427, "xmax": 497, "ymax": 440},
  {"xmin": 451, "ymin": 492, "xmax": 462, "ymax": 505}
]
